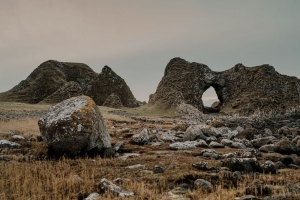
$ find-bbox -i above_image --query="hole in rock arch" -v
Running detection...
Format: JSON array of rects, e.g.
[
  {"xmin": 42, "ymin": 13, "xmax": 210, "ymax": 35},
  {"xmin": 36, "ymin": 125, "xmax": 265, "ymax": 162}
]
[{"xmin": 202, "ymin": 85, "xmax": 222, "ymax": 113}]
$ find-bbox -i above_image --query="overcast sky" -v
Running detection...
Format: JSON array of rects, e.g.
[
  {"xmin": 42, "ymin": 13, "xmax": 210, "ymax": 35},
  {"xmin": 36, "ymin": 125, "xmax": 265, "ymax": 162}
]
[{"xmin": 1, "ymin": 0, "xmax": 300, "ymax": 102}]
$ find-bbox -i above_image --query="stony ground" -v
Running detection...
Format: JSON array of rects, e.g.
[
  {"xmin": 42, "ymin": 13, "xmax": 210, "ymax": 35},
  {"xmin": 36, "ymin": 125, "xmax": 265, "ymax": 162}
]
[{"xmin": 1, "ymin": 103, "xmax": 300, "ymax": 200}]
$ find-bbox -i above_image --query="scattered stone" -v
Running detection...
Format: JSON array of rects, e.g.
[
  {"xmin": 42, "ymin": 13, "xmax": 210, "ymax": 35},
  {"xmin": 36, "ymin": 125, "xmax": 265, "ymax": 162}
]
[
  {"xmin": 192, "ymin": 162, "xmax": 208, "ymax": 170},
  {"xmin": 235, "ymin": 195, "xmax": 259, "ymax": 200},
  {"xmin": 209, "ymin": 141, "xmax": 224, "ymax": 148},
  {"xmin": 183, "ymin": 125, "xmax": 206, "ymax": 141},
  {"xmin": 222, "ymin": 158, "xmax": 261, "ymax": 172},
  {"xmin": 231, "ymin": 142, "xmax": 247, "ymax": 149},
  {"xmin": 259, "ymin": 144, "xmax": 275, "ymax": 152},
  {"xmin": 85, "ymin": 192, "xmax": 100, "ymax": 200},
  {"xmin": 125, "ymin": 164, "xmax": 144, "ymax": 169},
  {"xmin": 201, "ymin": 149, "xmax": 220, "ymax": 159},
  {"xmin": 131, "ymin": 128, "xmax": 149, "ymax": 145},
  {"xmin": 153, "ymin": 165, "xmax": 164, "ymax": 173},
  {"xmin": 245, "ymin": 184, "xmax": 272, "ymax": 196},
  {"xmin": 274, "ymin": 139, "xmax": 297, "ymax": 155},
  {"xmin": 38, "ymin": 95, "xmax": 111, "ymax": 154},
  {"xmin": 170, "ymin": 141, "xmax": 199, "ymax": 150},
  {"xmin": 261, "ymin": 160, "xmax": 276, "ymax": 174},
  {"xmin": 118, "ymin": 153, "xmax": 140, "ymax": 160},
  {"xmin": 113, "ymin": 141, "xmax": 124, "ymax": 152},
  {"xmin": 0, "ymin": 140, "xmax": 21, "ymax": 148},
  {"xmin": 12, "ymin": 135, "xmax": 26, "ymax": 140},
  {"xmin": 194, "ymin": 179, "xmax": 213, "ymax": 192},
  {"xmin": 99, "ymin": 178, "xmax": 134, "ymax": 197}
]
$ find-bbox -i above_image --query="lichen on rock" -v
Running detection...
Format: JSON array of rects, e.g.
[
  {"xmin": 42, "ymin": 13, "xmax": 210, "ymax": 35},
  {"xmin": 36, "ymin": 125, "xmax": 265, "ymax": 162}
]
[{"xmin": 38, "ymin": 95, "xmax": 111, "ymax": 155}]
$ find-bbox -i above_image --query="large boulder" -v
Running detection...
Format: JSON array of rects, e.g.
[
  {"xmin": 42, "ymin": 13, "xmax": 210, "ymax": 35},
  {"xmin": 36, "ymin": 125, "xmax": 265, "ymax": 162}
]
[{"xmin": 38, "ymin": 95, "xmax": 111, "ymax": 154}]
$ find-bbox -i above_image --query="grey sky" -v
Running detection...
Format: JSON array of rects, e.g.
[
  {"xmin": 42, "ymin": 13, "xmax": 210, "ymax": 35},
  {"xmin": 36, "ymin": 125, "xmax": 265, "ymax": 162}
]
[{"xmin": 1, "ymin": 0, "xmax": 300, "ymax": 102}]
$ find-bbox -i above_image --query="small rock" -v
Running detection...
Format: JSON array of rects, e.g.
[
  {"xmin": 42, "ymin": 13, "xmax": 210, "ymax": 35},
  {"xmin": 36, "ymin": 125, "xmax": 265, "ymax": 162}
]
[
  {"xmin": 261, "ymin": 160, "xmax": 276, "ymax": 174},
  {"xmin": 131, "ymin": 128, "xmax": 149, "ymax": 145},
  {"xmin": 259, "ymin": 144, "xmax": 274, "ymax": 152},
  {"xmin": 245, "ymin": 184, "xmax": 272, "ymax": 196},
  {"xmin": 192, "ymin": 162, "xmax": 208, "ymax": 170},
  {"xmin": 99, "ymin": 178, "xmax": 134, "ymax": 197},
  {"xmin": 113, "ymin": 141, "xmax": 124, "ymax": 152},
  {"xmin": 274, "ymin": 139, "xmax": 297, "ymax": 155},
  {"xmin": 0, "ymin": 140, "xmax": 21, "ymax": 148},
  {"xmin": 235, "ymin": 195, "xmax": 259, "ymax": 200},
  {"xmin": 125, "ymin": 164, "xmax": 144, "ymax": 169},
  {"xmin": 170, "ymin": 141, "xmax": 199, "ymax": 150},
  {"xmin": 194, "ymin": 179, "xmax": 213, "ymax": 192},
  {"xmin": 153, "ymin": 165, "xmax": 164, "ymax": 173},
  {"xmin": 183, "ymin": 125, "xmax": 207, "ymax": 141},
  {"xmin": 209, "ymin": 141, "xmax": 224, "ymax": 148},
  {"xmin": 85, "ymin": 192, "xmax": 100, "ymax": 200}
]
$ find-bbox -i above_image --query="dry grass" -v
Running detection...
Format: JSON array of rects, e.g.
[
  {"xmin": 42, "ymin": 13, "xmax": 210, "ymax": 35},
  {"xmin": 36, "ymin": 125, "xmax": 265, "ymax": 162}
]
[
  {"xmin": 1, "ymin": 102, "xmax": 300, "ymax": 199},
  {"xmin": 0, "ymin": 118, "xmax": 40, "ymax": 138}
]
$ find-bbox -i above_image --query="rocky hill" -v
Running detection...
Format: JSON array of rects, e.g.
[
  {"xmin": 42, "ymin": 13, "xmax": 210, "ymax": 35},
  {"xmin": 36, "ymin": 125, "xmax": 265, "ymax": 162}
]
[
  {"xmin": 0, "ymin": 60, "xmax": 97, "ymax": 104},
  {"xmin": 149, "ymin": 57, "xmax": 300, "ymax": 114},
  {"xmin": 85, "ymin": 66, "xmax": 140, "ymax": 108},
  {"xmin": 0, "ymin": 61, "xmax": 140, "ymax": 108}
]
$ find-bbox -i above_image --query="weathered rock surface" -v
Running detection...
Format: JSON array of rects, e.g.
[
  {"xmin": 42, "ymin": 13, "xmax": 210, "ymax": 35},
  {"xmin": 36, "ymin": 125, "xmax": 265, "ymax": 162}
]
[
  {"xmin": 0, "ymin": 60, "xmax": 97, "ymax": 103},
  {"xmin": 102, "ymin": 93, "xmax": 124, "ymax": 108},
  {"xmin": 0, "ymin": 61, "xmax": 140, "ymax": 108},
  {"xmin": 38, "ymin": 95, "xmax": 111, "ymax": 154},
  {"xmin": 149, "ymin": 57, "xmax": 300, "ymax": 113},
  {"xmin": 39, "ymin": 81, "xmax": 83, "ymax": 104},
  {"xmin": 0, "ymin": 140, "xmax": 21, "ymax": 148},
  {"xmin": 85, "ymin": 66, "xmax": 139, "ymax": 108}
]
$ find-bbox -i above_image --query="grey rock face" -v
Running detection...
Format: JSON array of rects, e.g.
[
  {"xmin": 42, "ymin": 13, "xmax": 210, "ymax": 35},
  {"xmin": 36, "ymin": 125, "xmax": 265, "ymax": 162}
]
[
  {"xmin": 131, "ymin": 128, "xmax": 150, "ymax": 145},
  {"xmin": 38, "ymin": 95, "xmax": 111, "ymax": 154}
]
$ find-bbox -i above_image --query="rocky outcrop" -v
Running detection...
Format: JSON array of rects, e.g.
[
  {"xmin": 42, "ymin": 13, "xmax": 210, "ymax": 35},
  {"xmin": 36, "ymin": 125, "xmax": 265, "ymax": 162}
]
[
  {"xmin": 0, "ymin": 60, "xmax": 97, "ymax": 104},
  {"xmin": 39, "ymin": 81, "xmax": 83, "ymax": 104},
  {"xmin": 149, "ymin": 57, "xmax": 300, "ymax": 114},
  {"xmin": 85, "ymin": 66, "xmax": 139, "ymax": 108},
  {"xmin": 38, "ymin": 95, "xmax": 111, "ymax": 154}
]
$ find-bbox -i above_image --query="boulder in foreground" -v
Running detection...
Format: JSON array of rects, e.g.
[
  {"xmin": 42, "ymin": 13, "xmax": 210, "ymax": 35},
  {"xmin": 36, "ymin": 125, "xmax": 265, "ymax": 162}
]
[{"xmin": 38, "ymin": 95, "xmax": 111, "ymax": 154}]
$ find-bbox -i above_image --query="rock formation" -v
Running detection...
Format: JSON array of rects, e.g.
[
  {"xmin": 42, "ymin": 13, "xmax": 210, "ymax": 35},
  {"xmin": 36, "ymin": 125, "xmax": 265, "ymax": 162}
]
[
  {"xmin": 38, "ymin": 95, "xmax": 111, "ymax": 154},
  {"xmin": 149, "ymin": 57, "xmax": 300, "ymax": 114},
  {"xmin": 0, "ymin": 61, "xmax": 140, "ymax": 108},
  {"xmin": 85, "ymin": 65, "xmax": 140, "ymax": 108},
  {"xmin": 39, "ymin": 81, "xmax": 83, "ymax": 104},
  {"xmin": 0, "ymin": 60, "xmax": 97, "ymax": 104}
]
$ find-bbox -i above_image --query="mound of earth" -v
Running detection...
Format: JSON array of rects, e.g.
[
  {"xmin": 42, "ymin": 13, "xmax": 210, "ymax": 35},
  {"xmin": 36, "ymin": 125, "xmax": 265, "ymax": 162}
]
[
  {"xmin": 0, "ymin": 60, "xmax": 97, "ymax": 104},
  {"xmin": 149, "ymin": 57, "xmax": 300, "ymax": 114},
  {"xmin": 39, "ymin": 81, "xmax": 83, "ymax": 104},
  {"xmin": 85, "ymin": 66, "xmax": 140, "ymax": 108},
  {"xmin": 102, "ymin": 93, "xmax": 124, "ymax": 108}
]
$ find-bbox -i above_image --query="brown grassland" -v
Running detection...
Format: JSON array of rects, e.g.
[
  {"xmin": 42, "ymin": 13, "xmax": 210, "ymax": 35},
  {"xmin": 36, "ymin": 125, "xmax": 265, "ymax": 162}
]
[{"xmin": 0, "ymin": 103, "xmax": 300, "ymax": 199}]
